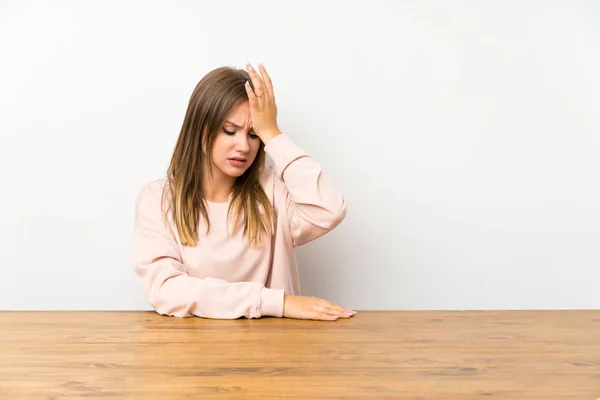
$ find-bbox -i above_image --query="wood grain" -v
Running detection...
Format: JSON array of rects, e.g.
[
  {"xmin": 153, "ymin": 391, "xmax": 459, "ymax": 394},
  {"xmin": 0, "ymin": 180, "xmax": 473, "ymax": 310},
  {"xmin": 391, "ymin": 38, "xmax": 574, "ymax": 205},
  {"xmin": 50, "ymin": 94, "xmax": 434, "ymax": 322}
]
[{"xmin": 0, "ymin": 310, "xmax": 598, "ymax": 399}]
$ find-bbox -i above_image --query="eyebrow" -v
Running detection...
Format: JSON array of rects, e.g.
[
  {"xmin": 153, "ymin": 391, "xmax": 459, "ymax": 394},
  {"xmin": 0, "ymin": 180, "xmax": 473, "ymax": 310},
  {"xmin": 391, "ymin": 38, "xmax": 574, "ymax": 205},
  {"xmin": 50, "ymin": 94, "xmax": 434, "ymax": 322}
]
[
  {"xmin": 225, "ymin": 120, "xmax": 243, "ymax": 128},
  {"xmin": 225, "ymin": 120, "xmax": 254, "ymax": 132}
]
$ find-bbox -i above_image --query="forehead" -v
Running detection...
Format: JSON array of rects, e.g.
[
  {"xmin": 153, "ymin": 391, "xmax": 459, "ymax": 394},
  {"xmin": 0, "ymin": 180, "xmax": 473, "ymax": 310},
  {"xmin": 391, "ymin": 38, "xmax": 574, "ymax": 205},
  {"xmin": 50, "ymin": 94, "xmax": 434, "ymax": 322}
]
[{"xmin": 225, "ymin": 100, "xmax": 251, "ymax": 126}]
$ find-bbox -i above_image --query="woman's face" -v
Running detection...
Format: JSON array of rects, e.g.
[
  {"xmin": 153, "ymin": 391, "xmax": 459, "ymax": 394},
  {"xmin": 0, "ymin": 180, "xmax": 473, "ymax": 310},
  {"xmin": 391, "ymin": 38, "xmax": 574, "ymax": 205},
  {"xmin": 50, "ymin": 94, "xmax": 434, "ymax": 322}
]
[{"xmin": 209, "ymin": 100, "xmax": 261, "ymax": 179}]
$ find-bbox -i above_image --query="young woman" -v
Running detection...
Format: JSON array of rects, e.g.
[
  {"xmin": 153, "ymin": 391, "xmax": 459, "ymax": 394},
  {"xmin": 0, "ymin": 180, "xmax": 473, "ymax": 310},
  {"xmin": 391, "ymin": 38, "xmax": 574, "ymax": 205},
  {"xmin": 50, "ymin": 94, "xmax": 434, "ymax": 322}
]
[{"xmin": 133, "ymin": 63, "xmax": 355, "ymax": 321}]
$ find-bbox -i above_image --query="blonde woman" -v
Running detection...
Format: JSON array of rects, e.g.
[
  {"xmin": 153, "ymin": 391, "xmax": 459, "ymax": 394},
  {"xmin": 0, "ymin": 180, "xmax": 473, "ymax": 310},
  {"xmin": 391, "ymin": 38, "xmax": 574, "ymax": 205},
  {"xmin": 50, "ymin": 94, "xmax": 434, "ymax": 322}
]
[{"xmin": 133, "ymin": 63, "xmax": 354, "ymax": 321}]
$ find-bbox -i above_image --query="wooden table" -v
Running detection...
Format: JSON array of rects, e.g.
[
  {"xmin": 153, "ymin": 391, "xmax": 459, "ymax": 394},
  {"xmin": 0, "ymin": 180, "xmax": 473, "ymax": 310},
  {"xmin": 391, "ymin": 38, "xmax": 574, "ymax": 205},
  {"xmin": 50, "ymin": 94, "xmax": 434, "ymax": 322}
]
[{"xmin": 1, "ymin": 310, "xmax": 599, "ymax": 399}]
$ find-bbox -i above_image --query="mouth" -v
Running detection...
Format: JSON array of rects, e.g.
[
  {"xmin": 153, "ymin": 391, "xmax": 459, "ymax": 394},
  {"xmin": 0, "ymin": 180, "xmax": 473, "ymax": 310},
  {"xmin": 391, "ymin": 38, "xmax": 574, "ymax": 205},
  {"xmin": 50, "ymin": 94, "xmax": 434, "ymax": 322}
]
[{"xmin": 228, "ymin": 157, "xmax": 248, "ymax": 167}]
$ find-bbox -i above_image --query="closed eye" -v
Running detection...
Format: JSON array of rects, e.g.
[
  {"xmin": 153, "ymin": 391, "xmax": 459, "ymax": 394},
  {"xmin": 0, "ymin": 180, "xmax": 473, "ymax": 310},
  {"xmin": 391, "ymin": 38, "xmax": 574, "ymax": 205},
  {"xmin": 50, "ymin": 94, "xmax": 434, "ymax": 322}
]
[{"xmin": 223, "ymin": 127, "xmax": 259, "ymax": 139}]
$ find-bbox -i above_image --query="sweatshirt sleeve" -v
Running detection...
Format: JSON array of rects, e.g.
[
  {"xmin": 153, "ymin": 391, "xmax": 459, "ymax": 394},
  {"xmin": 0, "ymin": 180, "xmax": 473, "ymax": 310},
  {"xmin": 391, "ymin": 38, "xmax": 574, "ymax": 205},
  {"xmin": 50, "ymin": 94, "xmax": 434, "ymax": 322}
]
[
  {"xmin": 132, "ymin": 183, "xmax": 285, "ymax": 319},
  {"xmin": 264, "ymin": 134, "xmax": 347, "ymax": 247}
]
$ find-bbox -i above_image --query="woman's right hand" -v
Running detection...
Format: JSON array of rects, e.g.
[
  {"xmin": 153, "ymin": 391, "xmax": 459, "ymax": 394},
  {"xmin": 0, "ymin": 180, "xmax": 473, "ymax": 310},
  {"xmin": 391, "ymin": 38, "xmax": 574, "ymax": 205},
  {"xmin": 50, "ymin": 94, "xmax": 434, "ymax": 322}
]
[{"xmin": 283, "ymin": 294, "xmax": 357, "ymax": 321}]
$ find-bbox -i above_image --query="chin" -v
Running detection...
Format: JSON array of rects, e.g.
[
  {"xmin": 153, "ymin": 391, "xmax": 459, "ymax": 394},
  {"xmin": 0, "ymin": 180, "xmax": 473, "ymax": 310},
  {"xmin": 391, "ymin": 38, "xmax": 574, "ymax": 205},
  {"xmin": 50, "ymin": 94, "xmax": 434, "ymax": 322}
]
[{"xmin": 223, "ymin": 166, "xmax": 248, "ymax": 178}]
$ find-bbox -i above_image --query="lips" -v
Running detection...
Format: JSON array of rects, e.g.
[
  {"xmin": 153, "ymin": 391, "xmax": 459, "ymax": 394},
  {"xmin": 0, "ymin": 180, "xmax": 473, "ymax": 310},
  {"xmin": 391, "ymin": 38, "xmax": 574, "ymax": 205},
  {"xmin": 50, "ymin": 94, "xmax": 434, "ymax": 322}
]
[{"xmin": 228, "ymin": 157, "xmax": 248, "ymax": 167}]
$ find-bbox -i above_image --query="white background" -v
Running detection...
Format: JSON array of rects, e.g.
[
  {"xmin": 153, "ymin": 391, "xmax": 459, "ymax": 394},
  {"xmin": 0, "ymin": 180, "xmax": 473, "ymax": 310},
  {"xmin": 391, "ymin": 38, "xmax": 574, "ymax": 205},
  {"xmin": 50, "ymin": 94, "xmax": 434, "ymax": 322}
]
[{"xmin": 1, "ymin": 0, "xmax": 598, "ymax": 311}]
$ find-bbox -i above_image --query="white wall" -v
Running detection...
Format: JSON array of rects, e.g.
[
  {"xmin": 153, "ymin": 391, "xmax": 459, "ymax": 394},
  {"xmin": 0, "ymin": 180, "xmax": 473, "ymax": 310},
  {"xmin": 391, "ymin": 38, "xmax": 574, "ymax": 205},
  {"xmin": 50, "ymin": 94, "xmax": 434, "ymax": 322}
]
[{"xmin": 1, "ymin": 0, "xmax": 598, "ymax": 311}]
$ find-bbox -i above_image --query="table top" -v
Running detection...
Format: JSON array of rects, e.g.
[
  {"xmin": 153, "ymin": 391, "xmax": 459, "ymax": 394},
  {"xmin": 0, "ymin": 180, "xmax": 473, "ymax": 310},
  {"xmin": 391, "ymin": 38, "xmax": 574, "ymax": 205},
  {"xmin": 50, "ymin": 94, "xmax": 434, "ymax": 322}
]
[{"xmin": 1, "ymin": 310, "xmax": 599, "ymax": 399}]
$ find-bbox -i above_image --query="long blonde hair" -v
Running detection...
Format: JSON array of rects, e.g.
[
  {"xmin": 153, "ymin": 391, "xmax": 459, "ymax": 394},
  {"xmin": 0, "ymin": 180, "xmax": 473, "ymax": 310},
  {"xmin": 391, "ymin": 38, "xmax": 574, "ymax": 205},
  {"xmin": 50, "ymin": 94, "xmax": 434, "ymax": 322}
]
[{"xmin": 162, "ymin": 66, "xmax": 275, "ymax": 247}]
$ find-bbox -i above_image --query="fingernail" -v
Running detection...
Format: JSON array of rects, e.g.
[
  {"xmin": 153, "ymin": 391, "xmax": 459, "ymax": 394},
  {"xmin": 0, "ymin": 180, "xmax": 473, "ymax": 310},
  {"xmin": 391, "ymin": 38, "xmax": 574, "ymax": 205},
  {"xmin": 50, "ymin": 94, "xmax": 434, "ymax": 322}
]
[{"xmin": 333, "ymin": 316, "xmax": 339, "ymax": 320}]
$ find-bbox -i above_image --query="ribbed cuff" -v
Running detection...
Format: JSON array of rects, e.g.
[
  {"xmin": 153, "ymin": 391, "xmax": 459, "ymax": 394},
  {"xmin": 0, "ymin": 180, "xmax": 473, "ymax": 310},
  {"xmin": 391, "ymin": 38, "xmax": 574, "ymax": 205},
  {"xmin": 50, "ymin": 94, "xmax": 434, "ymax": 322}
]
[
  {"xmin": 259, "ymin": 287, "xmax": 285, "ymax": 317},
  {"xmin": 264, "ymin": 134, "xmax": 308, "ymax": 179}
]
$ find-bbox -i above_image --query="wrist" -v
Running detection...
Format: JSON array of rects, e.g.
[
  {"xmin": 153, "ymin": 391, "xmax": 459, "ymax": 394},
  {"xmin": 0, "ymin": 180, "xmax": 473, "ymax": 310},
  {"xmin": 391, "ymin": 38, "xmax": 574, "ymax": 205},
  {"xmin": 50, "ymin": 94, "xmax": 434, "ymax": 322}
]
[{"xmin": 259, "ymin": 129, "xmax": 282, "ymax": 145}]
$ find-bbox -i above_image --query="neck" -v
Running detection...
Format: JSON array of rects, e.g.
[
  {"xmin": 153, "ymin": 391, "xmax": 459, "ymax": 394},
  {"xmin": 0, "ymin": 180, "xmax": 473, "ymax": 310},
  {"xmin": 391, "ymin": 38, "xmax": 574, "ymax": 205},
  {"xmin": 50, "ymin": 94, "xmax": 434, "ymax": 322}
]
[{"xmin": 202, "ymin": 171, "xmax": 235, "ymax": 203}]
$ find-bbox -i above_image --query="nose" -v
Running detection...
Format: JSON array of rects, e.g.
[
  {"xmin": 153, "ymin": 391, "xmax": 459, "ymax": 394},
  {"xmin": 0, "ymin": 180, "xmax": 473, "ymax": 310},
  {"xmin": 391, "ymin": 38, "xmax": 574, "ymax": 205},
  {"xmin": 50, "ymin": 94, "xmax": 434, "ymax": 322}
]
[{"xmin": 235, "ymin": 132, "xmax": 250, "ymax": 153}]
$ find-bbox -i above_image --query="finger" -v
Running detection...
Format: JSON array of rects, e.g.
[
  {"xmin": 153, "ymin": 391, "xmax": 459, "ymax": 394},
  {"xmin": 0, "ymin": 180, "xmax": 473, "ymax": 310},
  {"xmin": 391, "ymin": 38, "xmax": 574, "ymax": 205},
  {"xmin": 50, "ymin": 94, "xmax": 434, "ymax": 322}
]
[
  {"xmin": 244, "ymin": 81, "xmax": 258, "ymax": 108},
  {"xmin": 258, "ymin": 64, "xmax": 274, "ymax": 99},
  {"xmin": 309, "ymin": 311, "xmax": 339, "ymax": 321},
  {"xmin": 246, "ymin": 63, "xmax": 265, "ymax": 98},
  {"xmin": 313, "ymin": 303, "xmax": 350, "ymax": 319},
  {"xmin": 322, "ymin": 305, "xmax": 353, "ymax": 318},
  {"xmin": 321, "ymin": 300, "xmax": 354, "ymax": 316}
]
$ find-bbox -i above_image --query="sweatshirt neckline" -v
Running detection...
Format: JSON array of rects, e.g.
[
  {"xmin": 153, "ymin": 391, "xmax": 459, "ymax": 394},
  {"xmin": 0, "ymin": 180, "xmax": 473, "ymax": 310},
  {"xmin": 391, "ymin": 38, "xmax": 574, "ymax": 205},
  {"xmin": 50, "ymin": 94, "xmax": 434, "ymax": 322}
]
[{"xmin": 204, "ymin": 193, "xmax": 233, "ymax": 206}]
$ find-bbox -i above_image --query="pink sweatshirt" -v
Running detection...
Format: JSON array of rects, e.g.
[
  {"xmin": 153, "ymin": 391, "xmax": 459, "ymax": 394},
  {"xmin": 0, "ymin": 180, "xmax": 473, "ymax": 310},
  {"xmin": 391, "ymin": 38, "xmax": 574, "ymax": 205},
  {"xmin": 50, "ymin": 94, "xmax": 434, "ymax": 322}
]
[{"xmin": 132, "ymin": 134, "xmax": 347, "ymax": 319}]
